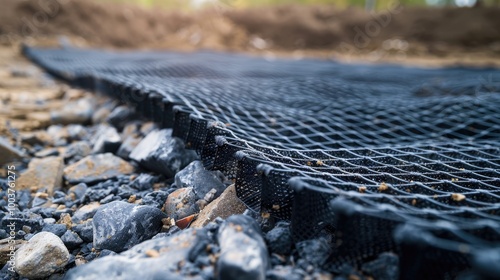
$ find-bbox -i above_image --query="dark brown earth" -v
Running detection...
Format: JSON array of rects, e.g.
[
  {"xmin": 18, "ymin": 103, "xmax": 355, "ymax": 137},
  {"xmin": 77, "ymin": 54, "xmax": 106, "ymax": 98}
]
[{"xmin": 1, "ymin": 0, "xmax": 500, "ymax": 66}]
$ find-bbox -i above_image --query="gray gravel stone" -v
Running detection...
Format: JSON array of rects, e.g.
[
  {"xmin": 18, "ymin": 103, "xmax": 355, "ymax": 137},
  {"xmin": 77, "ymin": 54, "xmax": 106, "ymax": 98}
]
[
  {"xmin": 64, "ymin": 141, "xmax": 91, "ymax": 163},
  {"xmin": 46, "ymin": 125, "xmax": 68, "ymax": 146},
  {"xmin": 15, "ymin": 232, "xmax": 70, "ymax": 279},
  {"xmin": 50, "ymin": 97, "xmax": 93, "ymax": 125},
  {"xmin": 129, "ymin": 173, "xmax": 157, "ymax": 191},
  {"xmin": 73, "ymin": 221, "xmax": 93, "ymax": 243},
  {"xmin": 91, "ymin": 125, "xmax": 121, "ymax": 154},
  {"xmin": 140, "ymin": 190, "xmax": 170, "ymax": 209},
  {"xmin": 296, "ymin": 236, "xmax": 332, "ymax": 268},
  {"xmin": 2, "ymin": 211, "xmax": 44, "ymax": 233},
  {"xmin": 67, "ymin": 183, "xmax": 88, "ymax": 204},
  {"xmin": 265, "ymin": 221, "xmax": 293, "ymax": 255},
  {"xmin": 217, "ymin": 215, "xmax": 269, "ymax": 280},
  {"xmin": 65, "ymin": 228, "xmax": 206, "ymax": 280},
  {"xmin": 42, "ymin": 223, "xmax": 67, "ymax": 237},
  {"xmin": 175, "ymin": 160, "xmax": 226, "ymax": 199},
  {"xmin": 61, "ymin": 230, "xmax": 84, "ymax": 250},
  {"xmin": 71, "ymin": 202, "xmax": 100, "ymax": 224},
  {"xmin": 97, "ymin": 250, "xmax": 117, "ymax": 258},
  {"xmin": 361, "ymin": 252, "xmax": 399, "ymax": 280},
  {"xmin": 106, "ymin": 105, "xmax": 137, "ymax": 131},
  {"xmin": 93, "ymin": 201, "xmax": 167, "ymax": 252},
  {"xmin": 130, "ymin": 129, "xmax": 197, "ymax": 178},
  {"xmin": 66, "ymin": 124, "xmax": 88, "ymax": 141}
]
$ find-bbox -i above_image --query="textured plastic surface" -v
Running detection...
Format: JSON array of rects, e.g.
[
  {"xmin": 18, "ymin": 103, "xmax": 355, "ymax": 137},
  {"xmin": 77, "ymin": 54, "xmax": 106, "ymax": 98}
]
[{"xmin": 23, "ymin": 46, "xmax": 500, "ymax": 278}]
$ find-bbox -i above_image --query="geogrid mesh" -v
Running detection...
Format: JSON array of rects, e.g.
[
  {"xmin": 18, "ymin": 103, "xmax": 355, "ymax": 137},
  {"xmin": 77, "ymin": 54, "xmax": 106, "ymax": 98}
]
[{"xmin": 23, "ymin": 46, "xmax": 500, "ymax": 278}]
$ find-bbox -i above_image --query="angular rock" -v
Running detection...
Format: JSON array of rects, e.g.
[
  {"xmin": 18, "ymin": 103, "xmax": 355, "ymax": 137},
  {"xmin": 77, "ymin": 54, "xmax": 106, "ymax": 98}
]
[
  {"xmin": 130, "ymin": 129, "xmax": 197, "ymax": 178},
  {"xmin": 99, "ymin": 194, "xmax": 118, "ymax": 204},
  {"xmin": 191, "ymin": 185, "xmax": 247, "ymax": 228},
  {"xmin": 16, "ymin": 156, "xmax": 64, "ymax": 195},
  {"xmin": 47, "ymin": 125, "xmax": 69, "ymax": 146},
  {"xmin": 0, "ymin": 137, "xmax": 25, "ymax": 165},
  {"xmin": 93, "ymin": 201, "xmax": 167, "ymax": 252},
  {"xmin": 16, "ymin": 190, "xmax": 32, "ymax": 211},
  {"xmin": 141, "ymin": 190, "xmax": 170, "ymax": 209},
  {"xmin": 84, "ymin": 180, "xmax": 119, "ymax": 203},
  {"xmin": 66, "ymin": 124, "xmax": 88, "ymax": 141},
  {"xmin": 265, "ymin": 221, "xmax": 293, "ymax": 255},
  {"xmin": 64, "ymin": 141, "xmax": 91, "ymax": 163},
  {"xmin": 0, "ymin": 238, "xmax": 26, "ymax": 265},
  {"xmin": 34, "ymin": 147, "xmax": 59, "ymax": 158},
  {"xmin": 175, "ymin": 160, "xmax": 226, "ymax": 199},
  {"xmin": 38, "ymin": 207, "xmax": 56, "ymax": 219},
  {"xmin": 361, "ymin": 252, "xmax": 399, "ymax": 280},
  {"xmin": 106, "ymin": 105, "xmax": 137, "ymax": 131},
  {"xmin": 15, "ymin": 232, "xmax": 70, "ymax": 279},
  {"xmin": 72, "ymin": 202, "xmax": 100, "ymax": 224},
  {"xmin": 129, "ymin": 173, "xmax": 158, "ymax": 191},
  {"xmin": 91, "ymin": 125, "xmax": 121, "ymax": 154},
  {"xmin": 50, "ymin": 97, "xmax": 93, "ymax": 125},
  {"xmin": 217, "ymin": 215, "xmax": 268, "ymax": 280},
  {"xmin": 65, "ymin": 228, "xmax": 206, "ymax": 280},
  {"xmin": 64, "ymin": 153, "xmax": 134, "ymax": 184},
  {"xmin": 3, "ymin": 211, "xmax": 44, "ymax": 234},
  {"xmin": 163, "ymin": 187, "xmax": 198, "ymax": 220},
  {"xmin": 67, "ymin": 183, "xmax": 88, "ymax": 204},
  {"xmin": 2, "ymin": 211, "xmax": 44, "ymax": 231},
  {"xmin": 116, "ymin": 135, "xmax": 141, "ymax": 160},
  {"xmin": 73, "ymin": 221, "xmax": 93, "ymax": 243},
  {"xmin": 296, "ymin": 236, "xmax": 332, "ymax": 268},
  {"xmin": 42, "ymin": 223, "xmax": 67, "ymax": 237},
  {"xmin": 97, "ymin": 249, "xmax": 117, "ymax": 258},
  {"xmin": 61, "ymin": 230, "xmax": 84, "ymax": 250}
]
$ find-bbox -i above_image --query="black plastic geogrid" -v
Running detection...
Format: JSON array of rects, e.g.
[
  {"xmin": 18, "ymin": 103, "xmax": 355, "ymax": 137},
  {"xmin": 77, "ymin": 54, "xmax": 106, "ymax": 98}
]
[{"xmin": 23, "ymin": 46, "xmax": 500, "ymax": 279}]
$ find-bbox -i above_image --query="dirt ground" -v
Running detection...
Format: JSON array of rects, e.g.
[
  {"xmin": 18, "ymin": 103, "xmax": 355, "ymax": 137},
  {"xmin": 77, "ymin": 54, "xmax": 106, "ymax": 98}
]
[{"xmin": 1, "ymin": 0, "xmax": 500, "ymax": 66}]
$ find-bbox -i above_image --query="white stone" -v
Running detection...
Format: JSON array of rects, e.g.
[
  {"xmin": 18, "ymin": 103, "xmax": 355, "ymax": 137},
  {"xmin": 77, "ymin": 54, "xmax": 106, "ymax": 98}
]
[{"xmin": 15, "ymin": 232, "xmax": 70, "ymax": 279}]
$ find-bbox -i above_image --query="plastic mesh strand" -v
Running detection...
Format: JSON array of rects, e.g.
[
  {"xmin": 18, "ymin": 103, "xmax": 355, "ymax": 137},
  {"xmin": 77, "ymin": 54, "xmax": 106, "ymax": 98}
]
[
  {"xmin": 23, "ymin": 46, "xmax": 500, "ymax": 277},
  {"xmin": 289, "ymin": 177, "xmax": 500, "ymax": 278}
]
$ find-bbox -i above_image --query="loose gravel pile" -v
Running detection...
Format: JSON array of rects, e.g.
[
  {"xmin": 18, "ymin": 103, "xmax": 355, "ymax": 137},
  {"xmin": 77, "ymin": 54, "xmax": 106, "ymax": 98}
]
[{"xmin": 0, "ymin": 46, "xmax": 339, "ymax": 280}]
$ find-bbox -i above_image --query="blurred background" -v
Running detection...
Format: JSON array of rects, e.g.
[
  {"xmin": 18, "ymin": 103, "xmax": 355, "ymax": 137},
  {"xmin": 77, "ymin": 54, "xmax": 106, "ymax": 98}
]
[
  {"xmin": 1, "ymin": 0, "xmax": 499, "ymax": 65},
  {"xmin": 105, "ymin": 0, "xmax": 497, "ymax": 9}
]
